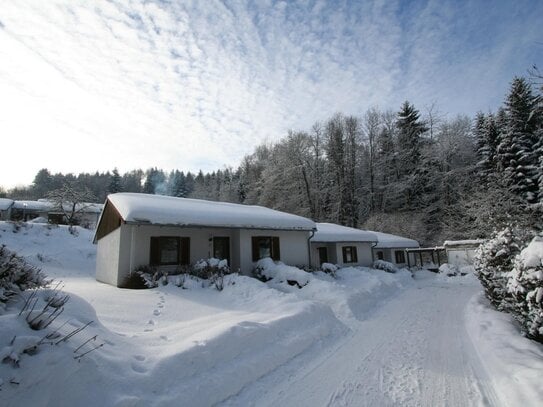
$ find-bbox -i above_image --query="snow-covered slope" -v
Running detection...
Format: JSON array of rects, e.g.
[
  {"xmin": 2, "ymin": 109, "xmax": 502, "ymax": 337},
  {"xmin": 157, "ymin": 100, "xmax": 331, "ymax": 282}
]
[{"xmin": 1, "ymin": 221, "xmax": 542, "ymax": 406}]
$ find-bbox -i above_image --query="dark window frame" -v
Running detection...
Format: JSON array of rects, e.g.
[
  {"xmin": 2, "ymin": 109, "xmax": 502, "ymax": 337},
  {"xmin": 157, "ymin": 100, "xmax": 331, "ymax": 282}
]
[
  {"xmin": 150, "ymin": 236, "xmax": 190, "ymax": 266},
  {"xmin": 252, "ymin": 236, "xmax": 280, "ymax": 261},
  {"xmin": 213, "ymin": 236, "xmax": 230, "ymax": 264},
  {"xmin": 342, "ymin": 246, "xmax": 358, "ymax": 263},
  {"xmin": 376, "ymin": 251, "xmax": 384, "ymax": 260},
  {"xmin": 395, "ymin": 250, "xmax": 406, "ymax": 264}
]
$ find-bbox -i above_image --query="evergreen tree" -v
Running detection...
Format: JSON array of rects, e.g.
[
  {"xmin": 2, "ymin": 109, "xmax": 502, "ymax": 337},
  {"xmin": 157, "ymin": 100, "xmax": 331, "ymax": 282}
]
[
  {"xmin": 395, "ymin": 101, "xmax": 428, "ymax": 209},
  {"xmin": 108, "ymin": 168, "xmax": 122, "ymax": 193},
  {"xmin": 497, "ymin": 77, "xmax": 538, "ymax": 203}
]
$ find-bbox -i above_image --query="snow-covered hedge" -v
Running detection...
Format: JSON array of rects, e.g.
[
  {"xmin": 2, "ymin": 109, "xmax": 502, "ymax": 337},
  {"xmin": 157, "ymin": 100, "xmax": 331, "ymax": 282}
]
[
  {"xmin": 507, "ymin": 237, "xmax": 543, "ymax": 341},
  {"xmin": 0, "ymin": 245, "xmax": 48, "ymax": 309},
  {"xmin": 474, "ymin": 227, "xmax": 530, "ymax": 311},
  {"xmin": 254, "ymin": 258, "xmax": 311, "ymax": 288},
  {"xmin": 474, "ymin": 228, "xmax": 543, "ymax": 343},
  {"xmin": 372, "ymin": 260, "xmax": 398, "ymax": 274}
]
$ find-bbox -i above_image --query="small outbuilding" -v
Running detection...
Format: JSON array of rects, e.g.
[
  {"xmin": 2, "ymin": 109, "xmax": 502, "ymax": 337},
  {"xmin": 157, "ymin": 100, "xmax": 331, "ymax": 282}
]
[
  {"xmin": 0, "ymin": 198, "xmax": 14, "ymax": 221},
  {"xmin": 443, "ymin": 240, "xmax": 485, "ymax": 266},
  {"xmin": 93, "ymin": 193, "xmax": 316, "ymax": 287},
  {"xmin": 369, "ymin": 231, "xmax": 420, "ymax": 267},
  {"xmin": 310, "ymin": 223, "xmax": 378, "ymax": 268}
]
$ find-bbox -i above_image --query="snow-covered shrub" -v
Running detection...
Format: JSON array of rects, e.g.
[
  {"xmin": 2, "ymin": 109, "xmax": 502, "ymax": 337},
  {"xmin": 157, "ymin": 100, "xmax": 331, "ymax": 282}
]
[
  {"xmin": 373, "ymin": 260, "xmax": 398, "ymax": 274},
  {"xmin": 320, "ymin": 262, "xmax": 338, "ymax": 278},
  {"xmin": 193, "ymin": 258, "xmax": 230, "ymax": 291},
  {"xmin": 474, "ymin": 227, "xmax": 531, "ymax": 311},
  {"xmin": 254, "ymin": 258, "xmax": 310, "ymax": 288},
  {"xmin": 134, "ymin": 265, "xmax": 168, "ymax": 288},
  {"xmin": 0, "ymin": 245, "xmax": 48, "ymax": 308},
  {"xmin": 439, "ymin": 263, "xmax": 459, "ymax": 276},
  {"xmin": 507, "ymin": 236, "xmax": 543, "ymax": 342}
]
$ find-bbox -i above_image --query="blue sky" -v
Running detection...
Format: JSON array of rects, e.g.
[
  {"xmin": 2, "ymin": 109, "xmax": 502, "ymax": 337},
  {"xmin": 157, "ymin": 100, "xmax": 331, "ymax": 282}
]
[{"xmin": 0, "ymin": 0, "xmax": 541, "ymax": 188}]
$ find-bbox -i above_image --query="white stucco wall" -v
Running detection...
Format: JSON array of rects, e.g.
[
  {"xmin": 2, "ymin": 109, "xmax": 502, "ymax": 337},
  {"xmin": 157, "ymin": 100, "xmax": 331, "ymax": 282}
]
[
  {"xmin": 372, "ymin": 248, "xmax": 415, "ymax": 266},
  {"xmin": 311, "ymin": 242, "xmax": 373, "ymax": 268},
  {"xmin": 95, "ymin": 227, "xmax": 121, "ymax": 286},
  {"xmin": 97, "ymin": 225, "xmax": 312, "ymax": 286},
  {"xmin": 238, "ymin": 229, "xmax": 311, "ymax": 275}
]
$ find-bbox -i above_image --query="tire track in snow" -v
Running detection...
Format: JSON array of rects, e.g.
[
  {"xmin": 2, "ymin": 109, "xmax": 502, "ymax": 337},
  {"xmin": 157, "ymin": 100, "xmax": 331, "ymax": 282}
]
[{"xmin": 231, "ymin": 276, "xmax": 501, "ymax": 407}]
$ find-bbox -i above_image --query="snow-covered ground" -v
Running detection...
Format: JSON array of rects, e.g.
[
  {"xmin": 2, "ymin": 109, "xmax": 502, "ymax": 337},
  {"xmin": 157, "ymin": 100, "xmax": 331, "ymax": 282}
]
[{"xmin": 1, "ymin": 221, "xmax": 542, "ymax": 406}]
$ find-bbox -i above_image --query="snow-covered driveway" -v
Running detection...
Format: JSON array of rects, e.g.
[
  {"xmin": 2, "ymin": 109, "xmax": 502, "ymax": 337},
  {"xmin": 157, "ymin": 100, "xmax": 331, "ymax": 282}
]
[{"xmin": 227, "ymin": 275, "xmax": 500, "ymax": 407}]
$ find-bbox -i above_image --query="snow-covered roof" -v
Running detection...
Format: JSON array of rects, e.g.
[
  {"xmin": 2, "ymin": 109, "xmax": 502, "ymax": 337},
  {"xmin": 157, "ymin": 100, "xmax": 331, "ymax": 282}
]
[
  {"xmin": 12, "ymin": 200, "xmax": 53, "ymax": 211},
  {"xmin": 367, "ymin": 231, "xmax": 419, "ymax": 249},
  {"xmin": 0, "ymin": 198, "xmax": 14, "ymax": 210},
  {"xmin": 443, "ymin": 240, "xmax": 485, "ymax": 248},
  {"xmin": 106, "ymin": 193, "xmax": 316, "ymax": 231},
  {"xmin": 312, "ymin": 223, "xmax": 378, "ymax": 243}
]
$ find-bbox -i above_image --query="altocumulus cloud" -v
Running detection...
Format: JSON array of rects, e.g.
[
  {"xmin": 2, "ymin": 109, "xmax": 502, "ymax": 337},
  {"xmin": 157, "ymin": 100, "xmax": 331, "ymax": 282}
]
[{"xmin": 0, "ymin": 0, "xmax": 541, "ymax": 187}]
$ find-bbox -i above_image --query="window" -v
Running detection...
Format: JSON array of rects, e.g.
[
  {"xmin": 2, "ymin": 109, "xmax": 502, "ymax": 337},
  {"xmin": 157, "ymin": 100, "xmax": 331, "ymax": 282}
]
[
  {"xmin": 376, "ymin": 251, "xmax": 384, "ymax": 260},
  {"xmin": 252, "ymin": 236, "xmax": 280, "ymax": 261},
  {"xmin": 342, "ymin": 246, "xmax": 358, "ymax": 263},
  {"xmin": 150, "ymin": 237, "xmax": 190, "ymax": 266},
  {"xmin": 213, "ymin": 237, "xmax": 230, "ymax": 264},
  {"xmin": 318, "ymin": 247, "xmax": 328, "ymax": 265},
  {"xmin": 395, "ymin": 251, "xmax": 406, "ymax": 264}
]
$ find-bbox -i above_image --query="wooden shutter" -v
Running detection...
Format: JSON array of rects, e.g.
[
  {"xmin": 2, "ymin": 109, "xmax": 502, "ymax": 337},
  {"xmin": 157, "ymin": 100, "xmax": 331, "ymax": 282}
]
[
  {"xmin": 272, "ymin": 237, "xmax": 280, "ymax": 261},
  {"xmin": 342, "ymin": 246, "xmax": 348, "ymax": 263},
  {"xmin": 352, "ymin": 246, "xmax": 358, "ymax": 263},
  {"xmin": 150, "ymin": 237, "xmax": 159, "ymax": 265},
  {"xmin": 252, "ymin": 237, "xmax": 259, "ymax": 262},
  {"xmin": 180, "ymin": 237, "xmax": 190, "ymax": 265}
]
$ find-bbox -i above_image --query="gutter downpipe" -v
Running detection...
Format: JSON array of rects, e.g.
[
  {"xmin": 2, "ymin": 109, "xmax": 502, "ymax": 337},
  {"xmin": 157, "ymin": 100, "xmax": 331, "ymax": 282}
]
[
  {"xmin": 307, "ymin": 229, "xmax": 315, "ymax": 269},
  {"xmin": 371, "ymin": 241, "xmax": 378, "ymax": 263}
]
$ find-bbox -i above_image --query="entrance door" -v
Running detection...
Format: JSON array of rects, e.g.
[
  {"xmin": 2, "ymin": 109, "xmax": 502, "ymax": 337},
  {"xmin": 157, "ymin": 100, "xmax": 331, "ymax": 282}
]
[
  {"xmin": 213, "ymin": 237, "xmax": 230, "ymax": 265},
  {"xmin": 318, "ymin": 247, "xmax": 328, "ymax": 265}
]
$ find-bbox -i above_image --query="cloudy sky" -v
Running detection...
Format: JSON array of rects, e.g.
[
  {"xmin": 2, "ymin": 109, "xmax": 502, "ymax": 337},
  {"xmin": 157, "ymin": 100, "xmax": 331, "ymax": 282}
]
[{"xmin": 1, "ymin": 0, "xmax": 541, "ymax": 188}]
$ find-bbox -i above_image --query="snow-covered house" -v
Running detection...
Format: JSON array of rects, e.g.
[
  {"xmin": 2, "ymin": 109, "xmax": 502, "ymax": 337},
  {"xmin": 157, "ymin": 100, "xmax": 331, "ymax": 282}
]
[
  {"xmin": 0, "ymin": 198, "xmax": 14, "ymax": 220},
  {"xmin": 10, "ymin": 200, "xmax": 52, "ymax": 222},
  {"xmin": 443, "ymin": 240, "xmax": 484, "ymax": 266},
  {"xmin": 369, "ymin": 231, "xmax": 419, "ymax": 266},
  {"xmin": 93, "ymin": 193, "xmax": 317, "ymax": 287},
  {"xmin": 310, "ymin": 223, "xmax": 378, "ymax": 268}
]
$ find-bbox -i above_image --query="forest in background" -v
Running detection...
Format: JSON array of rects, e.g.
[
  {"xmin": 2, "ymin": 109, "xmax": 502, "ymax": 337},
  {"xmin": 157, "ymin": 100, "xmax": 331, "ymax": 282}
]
[{"xmin": 2, "ymin": 71, "xmax": 542, "ymax": 245}]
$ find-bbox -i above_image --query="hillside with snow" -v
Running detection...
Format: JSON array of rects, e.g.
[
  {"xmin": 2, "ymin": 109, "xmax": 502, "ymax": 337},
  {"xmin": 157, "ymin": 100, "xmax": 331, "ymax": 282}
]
[{"xmin": 1, "ymin": 221, "xmax": 542, "ymax": 406}]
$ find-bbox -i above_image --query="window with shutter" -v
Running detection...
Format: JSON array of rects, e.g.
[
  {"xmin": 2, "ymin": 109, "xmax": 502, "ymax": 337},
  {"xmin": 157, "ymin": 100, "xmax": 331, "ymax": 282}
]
[
  {"xmin": 342, "ymin": 246, "xmax": 358, "ymax": 263},
  {"xmin": 251, "ymin": 236, "xmax": 280, "ymax": 261},
  {"xmin": 395, "ymin": 251, "xmax": 406, "ymax": 264},
  {"xmin": 149, "ymin": 237, "xmax": 190, "ymax": 266}
]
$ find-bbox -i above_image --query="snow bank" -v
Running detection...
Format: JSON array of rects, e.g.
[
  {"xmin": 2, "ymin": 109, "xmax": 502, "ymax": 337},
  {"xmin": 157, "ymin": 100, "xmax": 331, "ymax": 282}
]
[{"xmin": 466, "ymin": 293, "xmax": 543, "ymax": 406}]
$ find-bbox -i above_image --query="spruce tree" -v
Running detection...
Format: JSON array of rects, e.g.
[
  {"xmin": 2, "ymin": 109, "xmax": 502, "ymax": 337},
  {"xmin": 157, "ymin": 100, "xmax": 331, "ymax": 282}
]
[
  {"xmin": 108, "ymin": 168, "xmax": 122, "ymax": 193},
  {"xmin": 497, "ymin": 77, "xmax": 538, "ymax": 203}
]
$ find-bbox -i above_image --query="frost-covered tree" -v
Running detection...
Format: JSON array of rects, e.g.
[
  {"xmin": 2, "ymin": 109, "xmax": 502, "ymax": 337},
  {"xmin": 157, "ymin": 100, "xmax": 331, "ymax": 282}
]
[
  {"xmin": 474, "ymin": 112, "xmax": 499, "ymax": 181},
  {"xmin": 46, "ymin": 181, "xmax": 97, "ymax": 225}
]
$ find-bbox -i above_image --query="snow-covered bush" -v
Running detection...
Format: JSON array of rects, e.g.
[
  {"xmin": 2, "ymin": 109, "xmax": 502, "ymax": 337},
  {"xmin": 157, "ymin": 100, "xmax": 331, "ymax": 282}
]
[
  {"xmin": 193, "ymin": 258, "xmax": 230, "ymax": 291},
  {"xmin": 134, "ymin": 265, "xmax": 168, "ymax": 288},
  {"xmin": 254, "ymin": 258, "xmax": 310, "ymax": 288},
  {"xmin": 0, "ymin": 245, "xmax": 48, "ymax": 309},
  {"xmin": 507, "ymin": 236, "xmax": 543, "ymax": 342},
  {"xmin": 372, "ymin": 260, "xmax": 398, "ymax": 274},
  {"xmin": 320, "ymin": 262, "xmax": 338, "ymax": 278},
  {"xmin": 474, "ymin": 227, "xmax": 531, "ymax": 311}
]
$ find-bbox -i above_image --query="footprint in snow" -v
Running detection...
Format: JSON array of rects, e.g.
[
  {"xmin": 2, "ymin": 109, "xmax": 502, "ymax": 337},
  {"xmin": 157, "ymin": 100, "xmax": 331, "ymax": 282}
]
[
  {"xmin": 153, "ymin": 309, "xmax": 160, "ymax": 316},
  {"xmin": 133, "ymin": 355, "xmax": 146, "ymax": 361},
  {"xmin": 131, "ymin": 362, "xmax": 148, "ymax": 374},
  {"xmin": 148, "ymin": 320, "xmax": 155, "ymax": 325}
]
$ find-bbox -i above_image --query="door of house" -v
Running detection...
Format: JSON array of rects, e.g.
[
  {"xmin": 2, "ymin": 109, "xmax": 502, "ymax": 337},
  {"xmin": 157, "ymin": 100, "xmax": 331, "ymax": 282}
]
[
  {"xmin": 213, "ymin": 237, "xmax": 230, "ymax": 265},
  {"xmin": 318, "ymin": 247, "xmax": 328, "ymax": 265}
]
